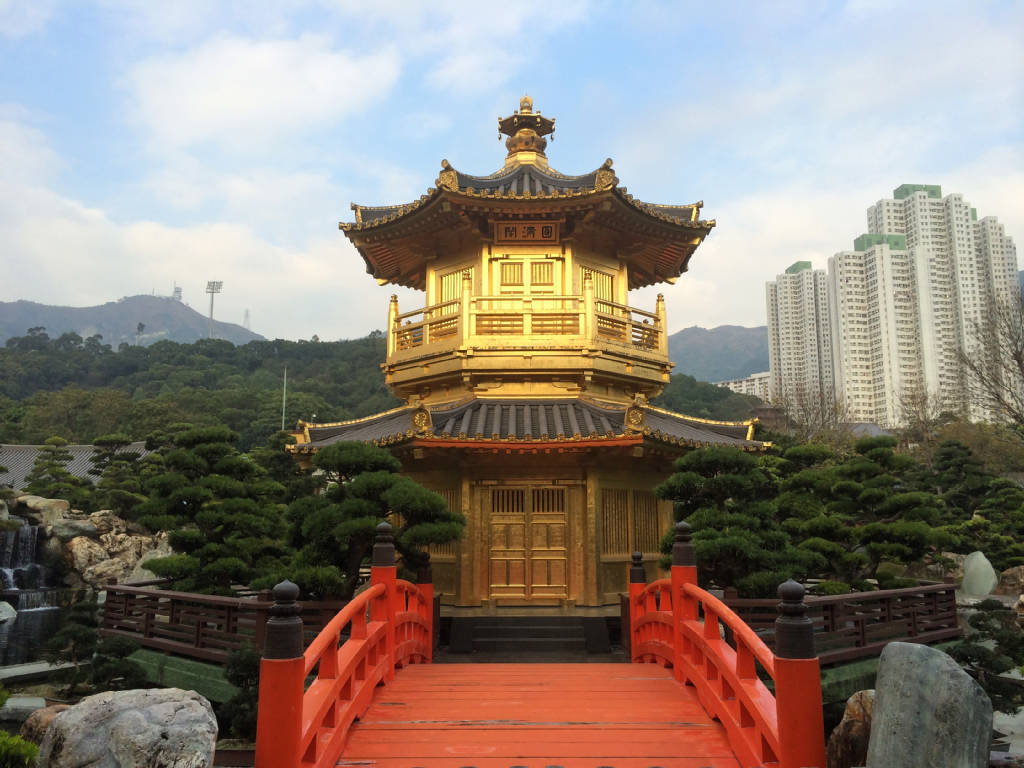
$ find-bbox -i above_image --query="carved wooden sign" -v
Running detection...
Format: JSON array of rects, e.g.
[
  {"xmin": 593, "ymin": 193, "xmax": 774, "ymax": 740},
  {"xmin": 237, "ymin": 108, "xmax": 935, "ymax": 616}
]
[{"xmin": 493, "ymin": 221, "xmax": 559, "ymax": 244}]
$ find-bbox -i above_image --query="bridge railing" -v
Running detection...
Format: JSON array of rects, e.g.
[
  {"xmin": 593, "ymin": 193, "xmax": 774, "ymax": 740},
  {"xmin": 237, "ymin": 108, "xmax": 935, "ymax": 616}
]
[
  {"xmin": 629, "ymin": 522, "xmax": 826, "ymax": 768},
  {"xmin": 254, "ymin": 523, "xmax": 433, "ymax": 768}
]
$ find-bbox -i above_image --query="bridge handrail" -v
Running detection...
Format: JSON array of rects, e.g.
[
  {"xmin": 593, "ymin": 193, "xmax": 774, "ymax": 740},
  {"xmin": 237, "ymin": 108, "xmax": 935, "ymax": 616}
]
[
  {"xmin": 628, "ymin": 522, "xmax": 826, "ymax": 768},
  {"xmin": 254, "ymin": 523, "xmax": 433, "ymax": 768}
]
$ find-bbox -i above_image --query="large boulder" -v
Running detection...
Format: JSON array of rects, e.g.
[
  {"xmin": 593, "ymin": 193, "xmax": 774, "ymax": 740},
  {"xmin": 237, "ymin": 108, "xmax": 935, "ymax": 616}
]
[
  {"xmin": 827, "ymin": 689, "xmax": 874, "ymax": 768},
  {"xmin": 20, "ymin": 703, "xmax": 70, "ymax": 744},
  {"xmin": 962, "ymin": 551, "xmax": 999, "ymax": 596},
  {"xmin": 89, "ymin": 510, "xmax": 127, "ymax": 535},
  {"xmin": 36, "ymin": 688, "xmax": 217, "ymax": 768},
  {"xmin": 83, "ymin": 558, "xmax": 134, "ymax": 586},
  {"xmin": 995, "ymin": 565, "xmax": 1024, "ymax": 597},
  {"xmin": 126, "ymin": 532, "xmax": 172, "ymax": 583},
  {"xmin": 51, "ymin": 519, "xmax": 100, "ymax": 542},
  {"xmin": 63, "ymin": 536, "xmax": 109, "ymax": 573},
  {"xmin": 866, "ymin": 642, "xmax": 991, "ymax": 768},
  {"xmin": 0, "ymin": 601, "xmax": 16, "ymax": 623},
  {"xmin": 16, "ymin": 494, "xmax": 70, "ymax": 526}
]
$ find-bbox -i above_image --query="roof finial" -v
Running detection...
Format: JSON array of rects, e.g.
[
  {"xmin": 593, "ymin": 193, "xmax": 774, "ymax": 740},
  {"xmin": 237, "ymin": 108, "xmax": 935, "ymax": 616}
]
[{"xmin": 498, "ymin": 96, "xmax": 555, "ymax": 165}]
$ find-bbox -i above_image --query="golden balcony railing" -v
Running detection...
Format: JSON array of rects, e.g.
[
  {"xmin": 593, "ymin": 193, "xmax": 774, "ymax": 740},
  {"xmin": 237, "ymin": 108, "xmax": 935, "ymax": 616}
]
[{"xmin": 386, "ymin": 289, "xmax": 667, "ymax": 360}]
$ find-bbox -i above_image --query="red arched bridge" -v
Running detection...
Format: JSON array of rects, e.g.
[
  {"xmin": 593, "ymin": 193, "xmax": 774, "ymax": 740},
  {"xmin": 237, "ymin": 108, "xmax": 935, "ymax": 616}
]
[{"xmin": 254, "ymin": 523, "xmax": 826, "ymax": 768}]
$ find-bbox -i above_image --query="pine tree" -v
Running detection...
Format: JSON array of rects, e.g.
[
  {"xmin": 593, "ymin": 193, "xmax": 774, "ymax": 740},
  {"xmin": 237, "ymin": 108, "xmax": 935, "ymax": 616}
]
[
  {"xmin": 24, "ymin": 436, "xmax": 92, "ymax": 508},
  {"xmin": 267, "ymin": 442, "xmax": 466, "ymax": 600},
  {"xmin": 89, "ymin": 433, "xmax": 146, "ymax": 517},
  {"xmin": 138, "ymin": 426, "xmax": 291, "ymax": 594}
]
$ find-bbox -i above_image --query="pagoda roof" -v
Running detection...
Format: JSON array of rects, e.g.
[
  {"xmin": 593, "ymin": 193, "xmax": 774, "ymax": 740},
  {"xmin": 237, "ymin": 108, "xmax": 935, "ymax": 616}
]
[
  {"xmin": 289, "ymin": 398, "xmax": 763, "ymax": 454},
  {"xmin": 341, "ymin": 157, "xmax": 714, "ymax": 290}
]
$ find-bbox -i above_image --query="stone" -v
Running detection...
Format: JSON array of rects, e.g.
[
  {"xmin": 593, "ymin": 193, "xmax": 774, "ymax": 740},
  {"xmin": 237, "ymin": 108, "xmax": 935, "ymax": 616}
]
[
  {"xmin": 101, "ymin": 532, "xmax": 156, "ymax": 563},
  {"xmin": 996, "ymin": 565, "xmax": 1024, "ymax": 597},
  {"xmin": 36, "ymin": 688, "xmax": 218, "ymax": 768},
  {"xmin": 15, "ymin": 495, "xmax": 69, "ymax": 526},
  {"xmin": 866, "ymin": 641, "xmax": 991, "ymax": 768},
  {"xmin": 89, "ymin": 510, "xmax": 127, "ymax": 535},
  {"xmin": 126, "ymin": 532, "xmax": 172, "ymax": 584},
  {"xmin": 83, "ymin": 558, "xmax": 134, "ymax": 587},
  {"xmin": 0, "ymin": 696, "xmax": 48, "ymax": 723},
  {"xmin": 0, "ymin": 498, "xmax": 8, "ymax": 520},
  {"xmin": 63, "ymin": 536, "xmax": 109, "ymax": 572},
  {"xmin": 962, "ymin": 551, "xmax": 999, "ymax": 596},
  {"xmin": 50, "ymin": 519, "xmax": 100, "ymax": 542},
  {"xmin": 20, "ymin": 703, "xmax": 70, "ymax": 744},
  {"xmin": 827, "ymin": 689, "xmax": 874, "ymax": 768},
  {"xmin": 0, "ymin": 601, "xmax": 16, "ymax": 623}
]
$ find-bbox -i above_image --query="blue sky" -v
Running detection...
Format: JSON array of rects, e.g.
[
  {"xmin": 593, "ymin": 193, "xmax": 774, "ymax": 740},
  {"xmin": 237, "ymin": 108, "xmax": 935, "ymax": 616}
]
[{"xmin": 2, "ymin": 1, "xmax": 1021, "ymax": 341}]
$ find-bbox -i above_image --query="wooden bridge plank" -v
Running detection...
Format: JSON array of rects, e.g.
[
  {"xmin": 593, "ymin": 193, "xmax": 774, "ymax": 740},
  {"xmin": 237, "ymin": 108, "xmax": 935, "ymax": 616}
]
[{"xmin": 338, "ymin": 664, "xmax": 740, "ymax": 767}]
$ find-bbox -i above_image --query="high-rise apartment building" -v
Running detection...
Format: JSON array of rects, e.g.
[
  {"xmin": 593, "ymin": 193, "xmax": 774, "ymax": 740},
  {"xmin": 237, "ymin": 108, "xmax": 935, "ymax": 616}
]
[
  {"xmin": 766, "ymin": 261, "xmax": 835, "ymax": 418},
  {"xmin": 768, "ymin": 184, "xmax": 1019, "ymax": 427}
]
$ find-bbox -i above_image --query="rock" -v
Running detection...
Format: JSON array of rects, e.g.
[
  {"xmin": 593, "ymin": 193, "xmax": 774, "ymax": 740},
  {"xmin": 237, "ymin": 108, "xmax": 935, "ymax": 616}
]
[
  {"xmin": 63, "ymin": 536, "xmax": 109, "ymax": 572},
  {"xmin": 50, "ymin": 519, "xmax": 100, "ymax": 542},
  {"xmin": 962, "ymin": 551, "xmax": 999, "ymax": 596},
  {"xmin": 0, "ymin": 498, "xmax": 8, "ymax": 520},
  {"xmin": 89, "ymin": 510, "xmax": 127, "ymax": 535},
  {"xmin": 126, "ymin": 532, "xmax": 172, "ymax": 583},
  {"xmin": 0, "ymin": 696, "xmax": 48, "ymax": 723},
  {"xmin": 0, "ymin": 601, "xmax": 16, "ymax": 623},
  {"xmin": 37, "ymin": 688, "xmax": 218, "ymax": 768},
  {"xmin": 866, "ymin": 641, "xmax": 991, "ymax": 768},
  {"xmin": 827, "ymin": 689, "xmax": 874, "ymax": 768},
  {"xmin": 996, "ymin": 565, "xmax": 1024, "ymax": 597},
  {"xmin": 101, "ymin": 532, "xmax": 156, "ymax": 563},
  {"xmin": 83, "ymin": 558, "xmax": 134, "ymax": 587},
  {"xmin": 15, "ymin": 494, "xmax": 70, "ymax": 526},
  {"xmin": 20, "ymin": 703, "xmax": 70, "ymax": 744}
]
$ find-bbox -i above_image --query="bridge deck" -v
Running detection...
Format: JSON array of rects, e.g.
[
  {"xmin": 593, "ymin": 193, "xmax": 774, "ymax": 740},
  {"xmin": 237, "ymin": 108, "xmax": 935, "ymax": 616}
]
[{"xmin": 337, "ymin": 663, "xmax": 741, "ymax": 767}]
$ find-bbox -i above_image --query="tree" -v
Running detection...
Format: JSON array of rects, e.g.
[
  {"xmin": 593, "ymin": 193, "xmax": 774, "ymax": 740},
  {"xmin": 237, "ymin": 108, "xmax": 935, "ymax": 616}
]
[
  {"xmin": 960, "ymin": 294, "xmax": 1024, "ymax": 429},
  {"xmin": 139, "ymin": 426, "xmax": 291, "ymax": 594},
  {"xmin": 23, "ymin": 436, "xmax": 92, "ymax": 508},
  {"xmin": 267, "ymin": 442, "xmax": 466, "ymax": 599},
  {"xmin": 655, "ymin": 446, "xmax": 824, "ymax": 596},
  {"xmin": 89, "ymin": 433, "xmax": 147, "ymax": 517},
  {"xmin": 951, "ymin": 598, "xmax": 1024, "ymax": 714}
]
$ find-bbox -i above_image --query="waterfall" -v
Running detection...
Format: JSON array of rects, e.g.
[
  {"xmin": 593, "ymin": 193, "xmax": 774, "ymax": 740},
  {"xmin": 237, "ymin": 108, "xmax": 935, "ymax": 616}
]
[{"xmin": 0, "ymin": 516, "xmax": 62, "ymax": 665}]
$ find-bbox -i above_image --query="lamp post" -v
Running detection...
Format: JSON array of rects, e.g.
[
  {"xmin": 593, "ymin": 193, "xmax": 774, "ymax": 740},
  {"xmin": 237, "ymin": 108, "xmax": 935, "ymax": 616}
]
[{"xmin": 205, "ymin": 281, "xmax": 223, "ymax": 339}]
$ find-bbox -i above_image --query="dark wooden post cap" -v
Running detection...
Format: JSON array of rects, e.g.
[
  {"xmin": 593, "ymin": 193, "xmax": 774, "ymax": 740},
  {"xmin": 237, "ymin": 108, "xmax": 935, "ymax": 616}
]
[
  {"xmin": 672, "ymin": 520, "xmax": 696, "ymax": 567},
  {"xmin": 264, "ymin": 579, "xmax": 303, "ymax": 659},
  {"xmin": 417, "ymin": 552, "xmax": 432, "ymax": 585},
  {"xmin": 774, "ymin": 579, "xmax": 815, "ymax": 659},
  {"xmin": 629, "ymin": 551, "xmax": 646, "ymax": 583},
  {"xmin": 373, "ymin": 521, "xmax": 396, "ymax": 567}
]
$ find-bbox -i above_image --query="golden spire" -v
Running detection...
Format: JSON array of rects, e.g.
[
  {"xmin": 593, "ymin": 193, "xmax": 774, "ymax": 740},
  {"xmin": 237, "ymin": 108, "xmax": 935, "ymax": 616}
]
[{"xmin": 498, "ymin": 95, "xmax": 555, "ymax": 164}]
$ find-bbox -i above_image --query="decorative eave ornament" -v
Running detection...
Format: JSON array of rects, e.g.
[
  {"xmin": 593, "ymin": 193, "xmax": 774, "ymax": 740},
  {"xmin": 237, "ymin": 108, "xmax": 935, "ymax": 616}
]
[{"xmin": 498, "ymin": 95, "xmax": 555, "ymax": 161}]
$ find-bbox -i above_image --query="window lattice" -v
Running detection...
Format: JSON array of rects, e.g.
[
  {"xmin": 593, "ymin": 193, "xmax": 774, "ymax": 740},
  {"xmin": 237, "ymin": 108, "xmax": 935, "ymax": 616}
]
[
  {"xmin": 501, "ymin": 262, "xmax": 523, "ymax": 286},
  {"xmin": 429, "ymin": 487, "xmax": 460, "ymax": 558},
  {"xmin": 601, "ymin": 489, "xmax": 629, "ymax": 555},
  {"xmin": 582, "ymin": 267, "xmax": 614, "ymax": 301},
  {"xmin": 531, "ymin": 261, "xmax": 554, "ymax": 286},
  {"xmin": 631, "ymin": 491, "xmax": 660, "ymax": 554}
]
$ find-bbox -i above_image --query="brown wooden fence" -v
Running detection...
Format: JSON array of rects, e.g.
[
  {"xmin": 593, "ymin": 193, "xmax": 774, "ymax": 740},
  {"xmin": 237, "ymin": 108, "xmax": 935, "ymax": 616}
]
[
  {"xmin": 100, "ymin": 584, "xmax": 346, "ymax": 664},
  {"xmin": 722, "ymin": 582, "xmax": 961, "ymax": 665}
]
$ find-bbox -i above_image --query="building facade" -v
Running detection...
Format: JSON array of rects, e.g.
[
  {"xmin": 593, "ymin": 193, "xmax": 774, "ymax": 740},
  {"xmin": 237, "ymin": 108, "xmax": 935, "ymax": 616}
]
[
  {"xmin": 290, "ymin": 99, "xmax": 764, "ymax": 609},
  {"xmin": 716, "ymin": 371, "xmax": 771, "ymax": 400},
  {"xmin": 768, "ymin": 184, "xmax": 1019, "ymax": 428}
]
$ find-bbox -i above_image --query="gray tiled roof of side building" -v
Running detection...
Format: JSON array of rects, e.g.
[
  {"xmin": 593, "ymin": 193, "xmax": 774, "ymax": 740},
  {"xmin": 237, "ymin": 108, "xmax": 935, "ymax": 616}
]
[{"xmin": 0, "ymin": 442, "xmax": 150, "ymax": 492}]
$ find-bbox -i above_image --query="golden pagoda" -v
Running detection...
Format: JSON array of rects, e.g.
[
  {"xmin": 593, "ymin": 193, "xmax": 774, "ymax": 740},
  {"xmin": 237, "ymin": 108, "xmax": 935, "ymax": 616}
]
[{"xmin": 291, "ymin": 97, "xmax": 763, "ymax": 609}]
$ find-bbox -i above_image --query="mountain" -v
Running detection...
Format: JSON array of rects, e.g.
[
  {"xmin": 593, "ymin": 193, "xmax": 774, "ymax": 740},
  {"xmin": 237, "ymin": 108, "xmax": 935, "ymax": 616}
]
[
  {"xmin": 667, "ymin": 325, "xmax": 769, "ymax": 383},
  {"xmin": 0, "ymin": 295, "xmax": 263, "ymax": 347}
]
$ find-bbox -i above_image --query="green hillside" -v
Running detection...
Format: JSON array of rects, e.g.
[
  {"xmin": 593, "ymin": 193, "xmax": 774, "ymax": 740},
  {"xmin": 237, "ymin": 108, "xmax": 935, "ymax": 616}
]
[
  {"xmin": 0, "ymin": 295, "xmax": 263, "ymax": 347},
  {"xmin": 667, "ymin": 325, "xmax": 768, "ymax": 382}
]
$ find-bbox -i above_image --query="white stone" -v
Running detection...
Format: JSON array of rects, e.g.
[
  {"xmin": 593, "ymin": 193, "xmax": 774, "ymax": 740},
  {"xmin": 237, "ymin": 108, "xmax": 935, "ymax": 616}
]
[
  {"xmin": 0, "ymin": 696, "xmax": 47, "ymax": 722},
  {"xmin": 961, "ymin": 550, "xmax": 999, "ymax": 596},
  {"xmin": 36, "ymin": 688, "xmax": 217, "ymax": 768},
  {"xmin": 0, "ymin": 601, "xmax": 16, "ymax": 623}
]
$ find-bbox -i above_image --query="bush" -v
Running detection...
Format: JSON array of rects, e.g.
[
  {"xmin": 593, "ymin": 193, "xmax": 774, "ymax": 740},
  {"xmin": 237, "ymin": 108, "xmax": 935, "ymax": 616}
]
[
  {"xmin": 810, "ymin": 580, "xmax": 850, "ymax": 596},
  {"xmin": 0, "ymin": 732, "xmax": 38, "ymax": 768}
]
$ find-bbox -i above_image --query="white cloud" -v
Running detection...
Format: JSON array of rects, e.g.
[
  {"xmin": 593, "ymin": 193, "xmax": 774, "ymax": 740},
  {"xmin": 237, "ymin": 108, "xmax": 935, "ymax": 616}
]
[
  {"xmin": 124, "ymin": 35, "xmax": 401, "ymax": 150},
  {"xmin": 0, "ymin": 0, "xmax": 56, "ymax": 38}
]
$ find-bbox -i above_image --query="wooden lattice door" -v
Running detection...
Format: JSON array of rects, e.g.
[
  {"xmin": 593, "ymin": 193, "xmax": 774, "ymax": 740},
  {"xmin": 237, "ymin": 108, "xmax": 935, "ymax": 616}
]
[{"xmin": 488, "ymin": 486, "xmax": 568, "ymax": 602}]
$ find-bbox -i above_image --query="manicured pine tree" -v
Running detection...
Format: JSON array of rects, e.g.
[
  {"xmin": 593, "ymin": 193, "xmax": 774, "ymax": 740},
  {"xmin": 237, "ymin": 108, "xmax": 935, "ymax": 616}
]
[
  {"xmin": 89, "ymin": 433, "xmax": 146, "ymax": 517},
  {"xmin": 23, "ymin": 436, "xmax": 92, "ymax": 509},
  {"xmin": 138, "ymin": 425, "xmax": 290, "ymax": 594},
  {"xmin": 268, "ymin": 441, "xmax": 466, "ymax": 600}
]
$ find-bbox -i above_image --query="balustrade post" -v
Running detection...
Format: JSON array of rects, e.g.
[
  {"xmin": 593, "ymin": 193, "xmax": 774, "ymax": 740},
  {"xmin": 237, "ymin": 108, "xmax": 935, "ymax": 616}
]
[
  {"xmin": 583, "ymin": 275, "xmax": 595, "ymax": 344},
  {"xmin": 655, "ymin": 293, "xmax": 667, "ymax": 355},
  {"xmin": 671, "ymin": 520, "xmax": 697, "ymax": 682},
  {"xmin": 773, "ymin": 580, "xmax": 826, "ymax": 768},
  {"xmin": 255, "ymin": 580, "xmax": 304, "ymax": 768},
  {"xmin": 417, "ymin": 555, "xmax": 434, "ymax": 663},
  {"xmin": 461, "ymin": 272, "xmax": 473, "ymax": 344},
  {"xmin": 628, "ymin": 551, "xmax": 646, "ymax": 662},
  {"xmin": 387, "ymin": 294, "xmax": 398, "ymax": 356},
  {"xmin": 371, "ymin": 522, "xmax": 398, "ymax": 681}
]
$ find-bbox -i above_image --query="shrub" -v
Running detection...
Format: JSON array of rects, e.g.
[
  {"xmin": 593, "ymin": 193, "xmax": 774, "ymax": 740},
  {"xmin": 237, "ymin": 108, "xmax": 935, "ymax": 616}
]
[{"xmin": 0, "ymin": 732, "xmax": 38, "ymax": 768}]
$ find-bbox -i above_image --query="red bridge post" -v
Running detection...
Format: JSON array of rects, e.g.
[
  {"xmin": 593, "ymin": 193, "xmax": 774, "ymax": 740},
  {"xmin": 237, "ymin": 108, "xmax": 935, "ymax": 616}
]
[
  {"xmin": 371, "ymin": 522, "xmax": 398, "ymax": 682},
  {"xmin": 417, "ymin": 555, "xmax": 434, "ymax": 663},
  {"xmin": 774, "ymin": 579, "xmax": 826, "ymax": 768},
  {"xmin": 670, "ymin": 520, "xmax": 698, "ymax": 682},
  {"xmin": 628, "ymin": 551, "xmax": 646, "ymax": 662},
  {"xmin": 254, "ymin": 580, "xmax": 304, "ymax": 768}
]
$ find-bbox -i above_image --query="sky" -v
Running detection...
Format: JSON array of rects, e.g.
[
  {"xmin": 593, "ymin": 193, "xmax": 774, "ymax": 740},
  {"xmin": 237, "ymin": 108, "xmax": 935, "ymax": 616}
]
[{"xmin": 1, "ymin": 0, "xmax": 1022, "ymax": 341}]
